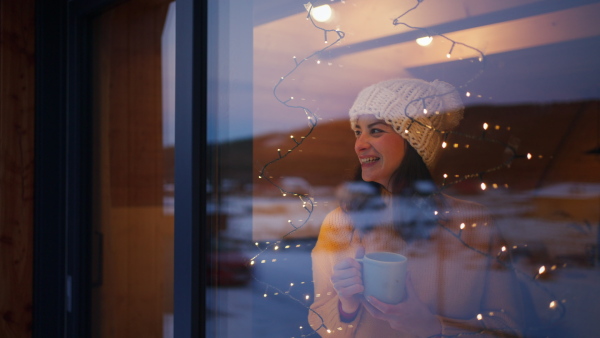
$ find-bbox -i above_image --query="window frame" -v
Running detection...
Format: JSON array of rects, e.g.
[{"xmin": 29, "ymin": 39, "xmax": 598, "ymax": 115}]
[{"xmin": 34, "ymin": 0, "xmax": 206, "ymax": 336}]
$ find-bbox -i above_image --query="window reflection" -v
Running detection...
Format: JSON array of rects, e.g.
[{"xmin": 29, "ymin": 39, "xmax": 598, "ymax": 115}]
[
  {"xmin": 208, "ymin": 1, "xmax": 600, "ymax": 337},
  {"xmin": 91, "ymin": 1, "xmax": 175, "ymax": 337}
]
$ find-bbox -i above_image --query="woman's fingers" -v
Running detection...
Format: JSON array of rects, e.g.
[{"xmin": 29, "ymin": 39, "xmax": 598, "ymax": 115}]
[
  {"xmin": 334, "ymin": 283, "xmax": 364, "ymax": 298},
  {"xmin": 331, "ymin": 256, "xmax": 364, "ymax": 298},
  {"xmin": 331, "ymin": 265, "xmax": 363, "ymax": 297},
  {"xmin": 331, "ymin": 265, "xmax": 361, "ymax": 281},
  {"xmin": 333, "ymin": 257, "xmax": 362, "ymax": 271},
  {"xmin": 330, "ymin": 248, "xmax": 366, "ymax": 300}
]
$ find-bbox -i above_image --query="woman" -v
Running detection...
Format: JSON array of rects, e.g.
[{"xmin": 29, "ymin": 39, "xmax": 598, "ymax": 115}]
[{"xmin": 308, "ymin": 79, "xmax": 522, "ymax": 337}]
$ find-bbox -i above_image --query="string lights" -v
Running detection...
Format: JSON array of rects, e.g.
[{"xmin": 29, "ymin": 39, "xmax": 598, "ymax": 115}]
[
  {"xmin": 250, "ymin": 1, "xmax": 566, "ymax": 336},
  {"xmin": 392, "ymin": 0, "xmax": 486, "ymax": 90},
  {"xmin": 251, "ymin": 2, "xmax": 348, "ymax": 336}
]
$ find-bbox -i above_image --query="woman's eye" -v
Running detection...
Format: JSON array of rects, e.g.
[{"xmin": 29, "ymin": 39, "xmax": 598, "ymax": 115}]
[
  {"xmin": 370, "ymin": 128, "xmax": 383, "ymax": 134},
  {"xmin": 354, "ymin": 130, "xmax": 361, "ymax": 137}
]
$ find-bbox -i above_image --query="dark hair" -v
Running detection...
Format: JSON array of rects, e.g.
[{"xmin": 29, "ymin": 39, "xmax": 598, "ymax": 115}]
[
  {"xmin": 341, "ymin": 141, "xmax": 443, "ymax": 240},
  {"xmin": 388, "ymin": 140, "xmax": 434, "ymax": 195}
]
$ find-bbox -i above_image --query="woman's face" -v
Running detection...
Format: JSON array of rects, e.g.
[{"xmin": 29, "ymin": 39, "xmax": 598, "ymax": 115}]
[{"xmin": 353, "ymin": 115, "xmax": 406, "ymax": 191}]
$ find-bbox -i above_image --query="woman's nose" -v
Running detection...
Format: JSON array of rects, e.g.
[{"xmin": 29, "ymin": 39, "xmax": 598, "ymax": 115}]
[{"xmin": 355, "ymin": 134, "xmax": 370, "ymax": 153}]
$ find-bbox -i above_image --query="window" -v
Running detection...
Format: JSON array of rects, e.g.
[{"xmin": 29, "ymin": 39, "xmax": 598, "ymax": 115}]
[
  {"xmin": 90, "ymin": 1, "xmax": 176, "ymax": 336},
  {"xmin": 207, "ymin": 1, "xmax": 600, "ymax": 337}
]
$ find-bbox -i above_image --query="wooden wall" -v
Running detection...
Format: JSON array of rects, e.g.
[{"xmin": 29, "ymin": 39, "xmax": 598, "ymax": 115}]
[{"xmin": 0, "ymin": 0, "xmax": 35, "ymax": 337}]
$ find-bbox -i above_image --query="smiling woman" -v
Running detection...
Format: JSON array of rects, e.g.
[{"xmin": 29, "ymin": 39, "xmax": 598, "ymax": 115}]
[
  {"xmin": 308, "ymin": 78, "xmax": 522, "ymax": 337},
  {"xmin": 353, "ymin": 116, "xmax": 406, "ymax": 190}
]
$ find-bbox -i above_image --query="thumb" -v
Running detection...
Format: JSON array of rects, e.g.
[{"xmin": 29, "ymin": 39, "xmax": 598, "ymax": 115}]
[{"xmin": 355, "ymin": 246, "xmax": 365, "ymax": 259}]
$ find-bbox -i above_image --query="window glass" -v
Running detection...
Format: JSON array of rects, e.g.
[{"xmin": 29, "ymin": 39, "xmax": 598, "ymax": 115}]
[
  {"xmin": 207, "ymin": 1, "xmax": 600, "ymax": 337},
  {"xmin": 91, "ymin": 1, "xmax": 176, "ymax": 337}
]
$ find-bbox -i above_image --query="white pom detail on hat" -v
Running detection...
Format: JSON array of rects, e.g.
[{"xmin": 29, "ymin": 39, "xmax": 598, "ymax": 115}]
[{"xmin": 349, "ymin": 78, "xmax": 464, "ymax": 171}]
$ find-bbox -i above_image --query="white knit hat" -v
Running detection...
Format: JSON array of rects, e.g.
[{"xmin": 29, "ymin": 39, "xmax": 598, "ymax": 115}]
[{"xmin": 349, "ymin": 78, "xmax": 464, "ymax": 171}]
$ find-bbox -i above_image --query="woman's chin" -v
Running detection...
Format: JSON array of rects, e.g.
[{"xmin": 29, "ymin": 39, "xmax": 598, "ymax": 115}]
[{"xmin": 361, "ymin": 175, "xmax": 380, "ymax": 186}]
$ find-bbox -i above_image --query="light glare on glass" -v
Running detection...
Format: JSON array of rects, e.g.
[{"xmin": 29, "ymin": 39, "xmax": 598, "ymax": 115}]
[
  {"xmin": 416, "ymin": 36, "xmax": 433, "ymax": 46},
  {"xmin": 311, "ymin": 5, "xmax": 332, "ymax": 22}
]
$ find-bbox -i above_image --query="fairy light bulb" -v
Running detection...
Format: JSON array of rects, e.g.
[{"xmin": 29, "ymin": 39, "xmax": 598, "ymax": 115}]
[
  {"xmin": 483, "ymin": 123, "xmax": 489, "ymax": 130},
  {"xmin": 527, "ymin": 153, "xmax": 532, "ymax": 160},
  {"xmin": 477, "ymin": 314, "xmax": 483, "ymax": 320},
  {"xmin": 460, "ymin": 223, "xmax": 466, "ymax": 230},
  {"xmin": 423, "ymin": 108, "xmax": 428, "ymax": 114},
  {"xmin": 539, "ymin": 266, "xmax": 546, "ymax": 274},
  {"xmin": 310, "ymin": 4, "xmax": 332, "ymax": 22},
  {"xmin": 442, "ymin": 141, "xmax": 447, "ymax": 148},
  {"xmin": 466, "ymin": 92, "xmax": 471, "ymax": 97},
  {"xmin": 480, "ymin": 182, "xmax": 487, "ymax": 190},
  {"xmin": 416, "ymin": 36, "xmax": 433, "ymax": 46},
  {"xmin": 549, "ymin": 301, "xmax": 557, "ymax": 309},
  {"xmin": 446, "ymin": 42, "xmax": 455, "ymax": 58}
]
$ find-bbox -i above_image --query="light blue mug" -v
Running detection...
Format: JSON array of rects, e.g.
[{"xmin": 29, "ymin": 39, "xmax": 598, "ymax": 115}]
[{"xmin": 357, "ymin": 252, "xmax": 408, "ymax": 304}]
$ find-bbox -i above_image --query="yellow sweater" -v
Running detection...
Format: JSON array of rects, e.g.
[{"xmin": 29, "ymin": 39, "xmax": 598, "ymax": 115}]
[{"xmin": 308, "ymin": 196, "xmax": 522, "ymax": 337}]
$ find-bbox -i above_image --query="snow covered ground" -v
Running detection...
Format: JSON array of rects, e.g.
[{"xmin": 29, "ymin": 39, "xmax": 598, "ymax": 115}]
[{"xmin": 205, "ymin": 185, "xmax": 600, "ymax": 337}]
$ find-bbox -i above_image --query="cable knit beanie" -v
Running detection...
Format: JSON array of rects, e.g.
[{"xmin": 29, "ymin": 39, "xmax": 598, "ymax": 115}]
[{"xmin": 349, "ymin": 78, "xmax": 464, "ymax": 171}]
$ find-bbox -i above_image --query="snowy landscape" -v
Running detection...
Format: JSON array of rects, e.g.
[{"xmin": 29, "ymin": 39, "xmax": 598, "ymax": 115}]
[{"xmin": 206, "ymin": 182, "xmax": 600, "ymax": 337}]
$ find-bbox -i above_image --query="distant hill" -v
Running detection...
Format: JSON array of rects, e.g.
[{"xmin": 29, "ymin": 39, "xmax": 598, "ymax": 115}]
[{"xmin": 202, "ymin": 100, "xmax": 599, "ymax": 196}]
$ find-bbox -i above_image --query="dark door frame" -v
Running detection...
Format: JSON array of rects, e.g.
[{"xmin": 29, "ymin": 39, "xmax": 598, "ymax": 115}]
[{"xmin": 34, "ymin": 0, "xmax": 205, "ymax": 336}]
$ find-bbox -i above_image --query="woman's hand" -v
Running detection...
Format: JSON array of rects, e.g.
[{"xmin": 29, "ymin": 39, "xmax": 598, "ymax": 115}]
[
  {"xmin": 331, "ymin": 246, "xmax": 365, "ymax": 313},
  {"xmin": 361, "ymin": 275, "xmax": 441, "ymax": 337}
]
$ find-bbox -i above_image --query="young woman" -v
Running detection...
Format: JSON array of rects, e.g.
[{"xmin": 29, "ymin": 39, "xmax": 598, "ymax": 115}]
[{"xmin": 308, "ymin": 79, "xmax": 522, "ymax": 337}]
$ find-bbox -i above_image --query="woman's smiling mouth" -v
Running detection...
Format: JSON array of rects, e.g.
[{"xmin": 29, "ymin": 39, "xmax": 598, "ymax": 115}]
[{"xmin": 360, "ymin": 156, "xmax": 380, "ymax": 164}]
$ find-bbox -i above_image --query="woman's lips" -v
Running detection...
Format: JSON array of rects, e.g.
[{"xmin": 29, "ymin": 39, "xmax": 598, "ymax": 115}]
[{"xmin": 359, "ymin": 156, "xmax": 380, "ymax": 166}]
